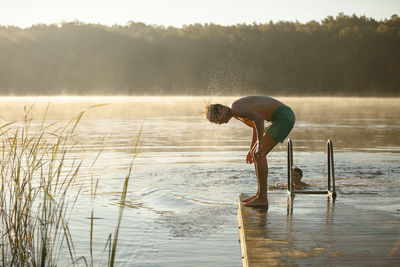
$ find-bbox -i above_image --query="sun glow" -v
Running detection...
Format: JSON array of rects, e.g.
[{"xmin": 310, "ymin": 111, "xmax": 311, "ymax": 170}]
[{"xmin": 0, "ymin": 0, "xmax": 398, "ymax": 28}]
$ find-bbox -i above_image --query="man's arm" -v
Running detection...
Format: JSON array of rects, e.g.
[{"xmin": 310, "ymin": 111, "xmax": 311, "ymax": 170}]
[
  {"xmin": 235, "ymin": 117, "xmax": 258, "ymax": 164},
  {"xmin": 232, "ymin": 105, "xmax": 265, "ymax": 155},
  {"xmin": 235, "ymin": 117, "xmax": 257, "ymax": 148},
  {"xmin": 250, "ymin": 126, "xmax": 257, "ymax": 149},
  {"xmin": 235, "ymin": 116, "xmax": 254, "ymax": 127}
]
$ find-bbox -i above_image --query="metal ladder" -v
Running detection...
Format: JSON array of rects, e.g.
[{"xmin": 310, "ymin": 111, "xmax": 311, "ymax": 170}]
[{"xmin": 287, "ymin": 138, "xmax": 337, "ymax": 199}]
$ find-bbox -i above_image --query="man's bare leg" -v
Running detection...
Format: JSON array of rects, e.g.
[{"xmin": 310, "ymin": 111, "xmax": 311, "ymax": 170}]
[
  {"xmin": 242, "ymin": 144, "xmax": 259, "ymax": 203},
  {"xmin": 244, "ymin": 134, "xmax": 278, "ymax": 207},
  {"xmin": 244, "ymin": 154, "xmax": 268, "ymax": 207}
]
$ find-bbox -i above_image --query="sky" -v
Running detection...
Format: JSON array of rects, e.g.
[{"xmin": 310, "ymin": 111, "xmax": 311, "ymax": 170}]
[{"xmin": 1, "ymin": 0, "xmax": 399, "ymax": 28}]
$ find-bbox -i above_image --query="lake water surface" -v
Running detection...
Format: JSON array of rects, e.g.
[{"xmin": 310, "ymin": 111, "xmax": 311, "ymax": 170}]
[{"xmin": 1, "ymin": 96, "xmax": 399, "ymax": 266}]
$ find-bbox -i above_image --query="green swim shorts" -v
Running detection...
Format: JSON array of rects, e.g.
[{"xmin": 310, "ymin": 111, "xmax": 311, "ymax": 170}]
[{"xmin": 266, "ymin": 105, "xmax": 295, "ymax": 143}]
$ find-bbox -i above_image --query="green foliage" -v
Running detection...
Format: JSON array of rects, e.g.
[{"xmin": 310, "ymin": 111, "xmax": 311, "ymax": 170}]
[{"xmin": 0, "ymin": 13, "xmax": 399, "ymax": 96}]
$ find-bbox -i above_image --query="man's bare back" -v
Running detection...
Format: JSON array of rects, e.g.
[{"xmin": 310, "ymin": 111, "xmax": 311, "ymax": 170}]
[{"xmin": 230, "ymin": 96, "xmax": 284, "ymax": 122}]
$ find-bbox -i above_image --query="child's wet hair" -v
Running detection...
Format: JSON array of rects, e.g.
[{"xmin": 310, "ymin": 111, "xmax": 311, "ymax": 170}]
[{"xmin": 293, "ymin": 167, "xmax": 303, "ymax": 177}]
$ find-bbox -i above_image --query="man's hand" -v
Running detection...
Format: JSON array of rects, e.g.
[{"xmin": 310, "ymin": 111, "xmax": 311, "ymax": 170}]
[
  {"xmin": 247, "ymin": 143, "xmax": 264, "ymax": 163},
  {"xmin": 246, "ymin": 143, "xmax": 258, "ymax": 164},
  {"xmin": 246, "ymin": 149, "xmax": 254, "ymax": 164}
]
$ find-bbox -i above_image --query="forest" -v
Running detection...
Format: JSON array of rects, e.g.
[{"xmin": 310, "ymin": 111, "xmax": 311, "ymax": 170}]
[{"xmin": 0, "ymin": 13, "xmax": 399, "ymax": 96}]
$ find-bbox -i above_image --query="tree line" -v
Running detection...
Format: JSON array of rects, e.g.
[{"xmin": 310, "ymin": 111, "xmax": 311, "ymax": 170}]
[{"xmin": 0, "ymin": 13, "xmax": 399, "ymax": 96}]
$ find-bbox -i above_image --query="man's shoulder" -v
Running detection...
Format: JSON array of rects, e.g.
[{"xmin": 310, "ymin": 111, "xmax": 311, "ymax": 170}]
[{"xmin": 230, "ymin": 99, "xmax": 246, "ymax": 111}]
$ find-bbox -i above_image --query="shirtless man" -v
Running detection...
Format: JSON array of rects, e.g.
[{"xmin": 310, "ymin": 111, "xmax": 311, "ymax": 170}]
[{"xmin": 205, "ymin": 96, "xmax": 295, "ymax": 207}]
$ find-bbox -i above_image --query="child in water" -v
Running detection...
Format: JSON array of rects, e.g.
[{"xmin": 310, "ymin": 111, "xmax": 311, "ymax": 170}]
[{"xmin": 267, "ymin": 167, "xmax": 308, "ymax": 190}]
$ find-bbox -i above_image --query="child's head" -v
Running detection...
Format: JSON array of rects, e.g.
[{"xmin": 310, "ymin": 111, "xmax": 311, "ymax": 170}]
[{"xmin": 292, "ymin": 167, "xmax": 303, "ymax": 185}]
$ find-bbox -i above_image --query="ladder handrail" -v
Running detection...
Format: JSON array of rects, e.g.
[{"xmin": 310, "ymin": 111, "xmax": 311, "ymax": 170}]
[
  {"xmin": 327, "ymin": 139, "xmax": 336, "ymax": 198},
  {"xmin": 287, "ymin": 138, "xmax": 293, "ymax": 194},
  {"xmin": 287, "ymin": 138, "xmax": 336, "ymax": 199}
]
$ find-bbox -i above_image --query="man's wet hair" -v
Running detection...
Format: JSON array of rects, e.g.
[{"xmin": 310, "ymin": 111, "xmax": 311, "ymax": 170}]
[{"xmin": 204, "ymin": 103, "xmax": 224, "ymax": 123}]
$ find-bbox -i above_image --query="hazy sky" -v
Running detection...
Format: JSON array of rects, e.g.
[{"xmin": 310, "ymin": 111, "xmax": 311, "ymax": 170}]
[{"xmin": 1, "ymin": 0, "xmax": 399, "ymax": 28}]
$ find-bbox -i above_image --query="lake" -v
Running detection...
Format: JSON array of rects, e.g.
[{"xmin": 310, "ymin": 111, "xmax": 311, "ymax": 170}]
[{"xmin": 0, "ymin": 96, "xmax": 399, "ymax": 266}]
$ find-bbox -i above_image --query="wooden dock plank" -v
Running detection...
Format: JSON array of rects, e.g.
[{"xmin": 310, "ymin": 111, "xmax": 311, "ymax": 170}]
[{"xmin": 237, "ymin": 193, "xmax": 400, "ymax": 266}]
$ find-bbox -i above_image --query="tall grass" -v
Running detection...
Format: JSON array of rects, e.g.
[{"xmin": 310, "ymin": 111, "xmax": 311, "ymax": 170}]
[
  {"xmin": 85, "ymin": 126, "xmax": 142, "ymax": 267},
  {"xmin": 0, "ymin": 105, "xmax": 139, "ymax": 266},
  {"xmin": 108, "ymin": 126, "xmax": 141, "ymax": 267}
]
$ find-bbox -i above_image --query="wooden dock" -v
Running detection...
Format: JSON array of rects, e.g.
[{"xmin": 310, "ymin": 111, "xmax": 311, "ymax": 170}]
[{"xmin": 237, "ymin": 193, "xmax": 400, "ymax": 266}]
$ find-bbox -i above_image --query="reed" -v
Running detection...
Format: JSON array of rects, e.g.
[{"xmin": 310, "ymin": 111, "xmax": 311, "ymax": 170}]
[
  {"xmin": 108, "ymin": 126, "xmax": 141, "ymax": 267},
  {"xmin": 0, "ymin": 104, "xmax": 139, "ymax": 266},
  {"xmin": 85, "ymin": 126, "xmax": 142, "ymax": 267}
]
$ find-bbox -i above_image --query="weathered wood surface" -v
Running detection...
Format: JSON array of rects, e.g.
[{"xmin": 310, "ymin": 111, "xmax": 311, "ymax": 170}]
[{"xmin": 237, "ymin": 193, "xmax": 400, "ymax": 266}]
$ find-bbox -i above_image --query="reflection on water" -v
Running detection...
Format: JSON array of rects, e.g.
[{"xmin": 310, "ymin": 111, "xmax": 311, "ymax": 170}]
[{"xmin": 0, "ymin": 96, "xmax": 399, "ymax": 266}]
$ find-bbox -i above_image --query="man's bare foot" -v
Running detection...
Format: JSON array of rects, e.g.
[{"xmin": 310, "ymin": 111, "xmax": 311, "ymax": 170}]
[
  {"xmin": 242, "ymin": 195, "xmax": 258, "ymax": 203},
  {"xmin": 243, "ymin": 197, "xmax": 268, "ymax": 208}
]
